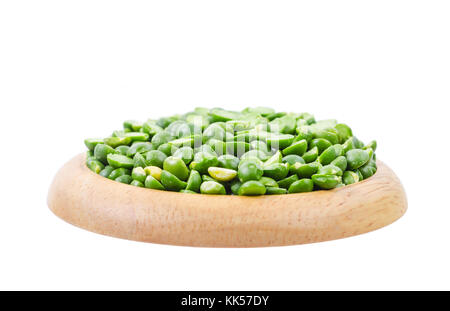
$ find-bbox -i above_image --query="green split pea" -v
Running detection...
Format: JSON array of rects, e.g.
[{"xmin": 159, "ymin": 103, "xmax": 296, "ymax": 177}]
[{"xmin": 84, "ymin": 108, "xmax": 377, "ymax": 195}]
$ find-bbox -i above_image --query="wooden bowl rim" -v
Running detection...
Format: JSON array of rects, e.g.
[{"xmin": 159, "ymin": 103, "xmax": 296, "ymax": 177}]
[
  {"xmin": 47, "ymin": 153, "xmax": 407, "ymax": 247},
  {"xmin": 81, "ymin": 153, "xmax": 376, "ymax": 199}
]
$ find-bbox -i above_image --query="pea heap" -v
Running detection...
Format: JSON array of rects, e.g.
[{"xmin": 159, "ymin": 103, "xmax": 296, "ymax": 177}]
[{"xmin": 84, "ymin": 107, "xmax": 377, "ymax": 195}]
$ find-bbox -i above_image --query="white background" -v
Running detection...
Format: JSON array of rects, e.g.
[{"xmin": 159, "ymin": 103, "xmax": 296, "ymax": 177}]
[{"xmin": 1, "ymin": 1, "xmax": 449, "ymax": 290}]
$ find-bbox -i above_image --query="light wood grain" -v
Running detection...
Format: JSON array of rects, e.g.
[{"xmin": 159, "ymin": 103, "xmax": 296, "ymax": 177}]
[{"xmin": 47, "ymin": 153, "xmax": 407, "ymax": 247}]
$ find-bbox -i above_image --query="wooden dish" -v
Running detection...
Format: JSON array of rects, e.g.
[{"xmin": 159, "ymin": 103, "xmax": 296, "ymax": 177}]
[{"xmin": 47, "ymin": 154, "xmax": 407, "ymax": 247}]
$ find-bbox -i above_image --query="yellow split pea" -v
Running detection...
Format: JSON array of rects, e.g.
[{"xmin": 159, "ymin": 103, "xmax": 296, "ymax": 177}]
[
  {"xmin": 144, "ymin": 166, "xmax": 162, "ymax": 181},
  {"xmin": 207, "ymin": 167, "xmax": 237, "ymax": 182}
]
